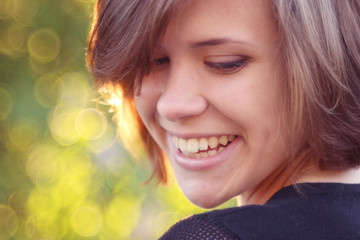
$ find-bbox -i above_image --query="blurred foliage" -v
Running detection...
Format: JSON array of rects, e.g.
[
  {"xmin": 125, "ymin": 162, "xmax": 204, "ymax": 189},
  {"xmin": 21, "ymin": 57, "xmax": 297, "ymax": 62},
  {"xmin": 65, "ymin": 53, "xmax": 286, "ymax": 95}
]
[{"xmin": 0, "ymin": 0, "xmax": 236, "ymax": 239}]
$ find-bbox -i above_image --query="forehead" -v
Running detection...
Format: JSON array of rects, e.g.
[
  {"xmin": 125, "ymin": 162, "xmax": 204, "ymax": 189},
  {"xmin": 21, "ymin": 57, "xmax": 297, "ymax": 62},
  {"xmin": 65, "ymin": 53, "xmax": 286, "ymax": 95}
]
[{"xmin": 160, "ymin": 0, "xmax": 278, "ymax": 49}]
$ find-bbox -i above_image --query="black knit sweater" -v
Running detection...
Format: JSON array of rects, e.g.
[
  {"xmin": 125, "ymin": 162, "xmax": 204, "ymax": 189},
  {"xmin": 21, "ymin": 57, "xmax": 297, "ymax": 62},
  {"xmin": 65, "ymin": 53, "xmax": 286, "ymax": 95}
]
[{"xmin": 159, "ymin": 183, "xmax": 360, "ymax": 240}]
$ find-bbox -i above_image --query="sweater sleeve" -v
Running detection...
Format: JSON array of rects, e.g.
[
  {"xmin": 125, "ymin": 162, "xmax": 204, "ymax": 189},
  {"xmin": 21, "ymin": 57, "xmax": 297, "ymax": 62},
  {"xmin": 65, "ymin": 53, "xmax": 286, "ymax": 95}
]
[{"xmin": 159, "ymin": 214, "xmax": 239, "ymax": 240}]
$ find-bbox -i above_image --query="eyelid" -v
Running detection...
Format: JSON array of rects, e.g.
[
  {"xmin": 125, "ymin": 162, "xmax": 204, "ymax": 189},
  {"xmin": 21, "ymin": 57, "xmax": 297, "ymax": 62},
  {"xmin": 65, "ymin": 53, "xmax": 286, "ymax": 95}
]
[
  {"xmin": 153, "ymin": 56, "xmax": 169, "ymax": 65},
  {"xmin": 150, "ymin": 55, "xmax": 170, "ymax": 72},
  {"xmin": 204, "ymin": 55, "xmax": 249, "ymax": 74},
  {"xmin": 205, "ymin": 55, "xmax": 246, "ymax": 63}
]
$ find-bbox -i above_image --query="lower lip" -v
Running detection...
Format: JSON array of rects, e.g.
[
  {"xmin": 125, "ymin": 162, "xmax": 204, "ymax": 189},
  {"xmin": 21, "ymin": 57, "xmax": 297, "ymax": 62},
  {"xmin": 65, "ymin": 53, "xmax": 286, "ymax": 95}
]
[{"xmin": 167, "ymin": 135, "xmax": 241, "ymax": 171}]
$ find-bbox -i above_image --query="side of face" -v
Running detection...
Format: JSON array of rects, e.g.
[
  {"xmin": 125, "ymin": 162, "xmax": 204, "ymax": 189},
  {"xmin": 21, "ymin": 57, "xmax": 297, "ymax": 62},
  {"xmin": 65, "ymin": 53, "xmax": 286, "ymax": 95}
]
[{"xmin": 134, "ymin": 0, "xmax": 289, "ymax": 208}]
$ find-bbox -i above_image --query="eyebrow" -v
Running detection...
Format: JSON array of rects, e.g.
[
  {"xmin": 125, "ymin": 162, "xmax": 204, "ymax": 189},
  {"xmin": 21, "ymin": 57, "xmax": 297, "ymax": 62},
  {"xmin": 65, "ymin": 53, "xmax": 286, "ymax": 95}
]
[{"xmin": 189, "ymin": 38, "xmax": 252, "ymax": 48}]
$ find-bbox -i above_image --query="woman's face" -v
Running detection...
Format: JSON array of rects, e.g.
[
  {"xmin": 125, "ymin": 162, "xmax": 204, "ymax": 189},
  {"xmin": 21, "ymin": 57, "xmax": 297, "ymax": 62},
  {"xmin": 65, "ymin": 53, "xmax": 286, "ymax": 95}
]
[{"xmin": 135, "ymin": 0, "xmax": 288, "ymax": 208}]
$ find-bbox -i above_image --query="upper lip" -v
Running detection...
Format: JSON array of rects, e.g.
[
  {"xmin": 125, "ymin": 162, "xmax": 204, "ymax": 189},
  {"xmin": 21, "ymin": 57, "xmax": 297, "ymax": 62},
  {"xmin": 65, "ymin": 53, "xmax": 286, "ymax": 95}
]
[{"xmin": 167, "ymin": 131, "xmax": 237, "ymax": 139}]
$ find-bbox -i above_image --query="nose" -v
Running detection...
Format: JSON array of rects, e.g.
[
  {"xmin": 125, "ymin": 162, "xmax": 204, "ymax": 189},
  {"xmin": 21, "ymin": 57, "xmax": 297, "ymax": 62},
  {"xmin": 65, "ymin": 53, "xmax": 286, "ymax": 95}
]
[{"xmin": 157, "ymin": 67, "xmax": 208, "ymax": 122}]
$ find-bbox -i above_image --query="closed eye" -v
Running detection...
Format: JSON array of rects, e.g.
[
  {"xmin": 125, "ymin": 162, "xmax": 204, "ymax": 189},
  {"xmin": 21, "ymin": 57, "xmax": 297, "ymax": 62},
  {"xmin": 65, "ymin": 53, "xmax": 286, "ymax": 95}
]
[
  {"xmin": 154, "ymin": 57, "xmax": 170, "ymax": 65},
  {"xmin": 204, "ymin": 56, "xmax": 249, "ymax": 75},
  {"xmin": 150, "ymin": 56, "xmax": 170, "ymax": 72}
]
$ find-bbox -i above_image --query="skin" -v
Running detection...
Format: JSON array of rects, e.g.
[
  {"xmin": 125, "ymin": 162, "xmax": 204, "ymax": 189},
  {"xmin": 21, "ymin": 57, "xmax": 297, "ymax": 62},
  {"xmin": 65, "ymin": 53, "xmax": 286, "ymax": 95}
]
[{"xmin": 134, "ymin": 0, "xmax": 360, "ymax": 208}]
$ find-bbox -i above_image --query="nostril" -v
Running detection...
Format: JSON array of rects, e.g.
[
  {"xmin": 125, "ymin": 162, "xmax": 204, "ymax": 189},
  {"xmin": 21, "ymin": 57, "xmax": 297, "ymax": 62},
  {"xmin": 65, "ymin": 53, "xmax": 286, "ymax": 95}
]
[{"xmin": 157, "ymin": 93, "xmax": 208, "ymax": 122}]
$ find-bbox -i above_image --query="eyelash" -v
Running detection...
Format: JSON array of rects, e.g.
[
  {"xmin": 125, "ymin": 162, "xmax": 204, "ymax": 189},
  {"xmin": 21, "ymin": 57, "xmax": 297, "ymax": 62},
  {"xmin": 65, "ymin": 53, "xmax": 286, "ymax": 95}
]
[
  {"xmin": 152, "ymin": 56, "xmax": 248, "ymax": 75},
  {"xmin": 204, "ymin": 58, "xmax": 248, "ymax": 74},
  {"xmin": 153, "ymin": 57, "xmax": 170, "ymax": 66}
]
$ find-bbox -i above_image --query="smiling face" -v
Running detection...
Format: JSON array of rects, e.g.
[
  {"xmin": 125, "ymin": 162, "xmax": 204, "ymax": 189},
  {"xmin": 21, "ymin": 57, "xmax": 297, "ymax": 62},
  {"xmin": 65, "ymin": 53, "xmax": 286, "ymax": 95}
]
[{"xmin": 134, "ymin": 0, "xmax": 290, "ymax": 208}]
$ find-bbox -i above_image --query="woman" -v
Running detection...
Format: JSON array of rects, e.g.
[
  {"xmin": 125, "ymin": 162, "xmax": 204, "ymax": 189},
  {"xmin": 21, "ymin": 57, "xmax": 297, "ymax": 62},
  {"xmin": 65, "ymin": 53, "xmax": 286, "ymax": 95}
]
[{"xmin": 88, "ymin": 0, "xmax": 360, "ymax": 239}]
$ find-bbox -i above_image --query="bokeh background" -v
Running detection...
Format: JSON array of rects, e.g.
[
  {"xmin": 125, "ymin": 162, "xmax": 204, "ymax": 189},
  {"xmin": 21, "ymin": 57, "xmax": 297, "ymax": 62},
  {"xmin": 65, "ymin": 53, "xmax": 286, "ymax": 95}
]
[{"xmin": 0, "ymin": 0, "xmax": 236, "ymax": 239}]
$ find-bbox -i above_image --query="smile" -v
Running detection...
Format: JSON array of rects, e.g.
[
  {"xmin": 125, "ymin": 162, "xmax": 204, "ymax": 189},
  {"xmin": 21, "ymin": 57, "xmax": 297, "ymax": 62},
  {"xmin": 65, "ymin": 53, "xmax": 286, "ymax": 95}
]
[{"xmin": 172, "ymin": 135, "xmax": 237, "ymax": 158}]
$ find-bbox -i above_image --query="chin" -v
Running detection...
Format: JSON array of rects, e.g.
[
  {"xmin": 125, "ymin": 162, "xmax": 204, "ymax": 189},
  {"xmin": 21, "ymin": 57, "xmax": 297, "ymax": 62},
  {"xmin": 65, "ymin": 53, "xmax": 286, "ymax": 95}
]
[
  {"xmin": 174, "ymin": 173, "xmax": 237, "ymax": 209},
  {"xmin": 183, "ymin": 189, "xmax": 230, "ymax": 209}
]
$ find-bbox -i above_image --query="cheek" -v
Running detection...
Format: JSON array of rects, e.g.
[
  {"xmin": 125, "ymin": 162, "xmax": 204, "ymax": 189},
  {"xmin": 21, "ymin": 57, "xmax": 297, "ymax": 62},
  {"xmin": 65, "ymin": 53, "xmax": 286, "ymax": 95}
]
[
  {"xmin": 209, "ymin": 80, "xmax": 281, "ymax": 124},
  {"xmin": 207, "ymin": 71, "xmax": 287, "ymax": 146},
  {"xmin": 134, "ymin": 78, "xmax": 162, "ymax": 125},
  {"xmin": 134, "ymin": 78, "xmax": 169, "ymax": 152},
  {"xmin": 134, "ymin": 95, "xmax": 157, "ymax": 132}
]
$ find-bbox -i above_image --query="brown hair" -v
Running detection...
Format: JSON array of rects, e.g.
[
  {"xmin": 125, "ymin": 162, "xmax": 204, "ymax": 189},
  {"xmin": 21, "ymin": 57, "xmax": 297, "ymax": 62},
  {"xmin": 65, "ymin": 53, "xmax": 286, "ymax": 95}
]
[{"xmin": 88, "ymin": 0, "xmax": 360, "ymax": 183}]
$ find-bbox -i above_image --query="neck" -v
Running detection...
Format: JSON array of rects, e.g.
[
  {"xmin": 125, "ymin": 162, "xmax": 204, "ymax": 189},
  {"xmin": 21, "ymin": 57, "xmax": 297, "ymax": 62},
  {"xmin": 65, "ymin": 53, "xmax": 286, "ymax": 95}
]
[
  {"xmin": 240, "ymin": 159, "xmax": 304, "ymax": 205},
  {"xmin": 239, "ymin": 158, "xmax": 360, "ymax": 206}
]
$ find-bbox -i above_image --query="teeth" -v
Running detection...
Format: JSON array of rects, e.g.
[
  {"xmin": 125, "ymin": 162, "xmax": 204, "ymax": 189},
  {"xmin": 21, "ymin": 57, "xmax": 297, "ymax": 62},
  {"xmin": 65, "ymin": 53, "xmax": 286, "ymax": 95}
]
[
  {"xmin": 219, "ymin": 136, "xmax": 228, "ymax": 145},
  {"xmin": 187, "ymin": 138, "xmax": 199, "ymax": 153},
  {"xmin": 208, "ymin": 137, "xmax": 218, "ymax": 148},
  {"xmin": 208, "ymin": 150, "xmax": 217, "ymax": 157},
  {"xmin": 179, "ymin": 138, "xmax": 187, "ymax": 153},
  {"xmin": 172, "ymin": 135, "xmax": 236, "ymax": 158},
  {"xmin": 218, "ymin": 146, "xmax": 225, "ymax": 153},
  {"xmin": 199, "ymin": 138, "xmax": 208, "ymax": 151}
]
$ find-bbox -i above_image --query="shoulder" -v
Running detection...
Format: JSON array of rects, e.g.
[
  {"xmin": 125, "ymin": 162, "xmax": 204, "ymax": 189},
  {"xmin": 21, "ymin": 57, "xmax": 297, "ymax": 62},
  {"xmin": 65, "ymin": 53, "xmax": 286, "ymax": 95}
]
[
  {"xmin": 159, "ymin": 183, "xmax": 360, "ymax": 240},
  {"xmin": 212, "ymin": 183, "xmax": 360, "ymax": 239},
  {"xmin": 158, "ymin": 205, "xmax": 283, "ymax": 240},
  {"xmin": 159, "ymin": 211, "xmax": 239, "ymax": 240}
]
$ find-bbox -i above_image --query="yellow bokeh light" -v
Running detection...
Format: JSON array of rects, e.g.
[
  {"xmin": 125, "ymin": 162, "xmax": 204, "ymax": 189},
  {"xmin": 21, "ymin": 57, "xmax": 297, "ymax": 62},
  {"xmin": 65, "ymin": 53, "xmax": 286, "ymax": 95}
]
[
  {"xmin": 57, "ymin": 72, "xmax": 91, "ymax": 108},
  {"xmin": 34, "ymin": 75, "xmax": 60, "ymax": 108},
  {"xmin": 0, "ymin": 205, "xmax": 19, "ymax": 240},
  {"xmin": 25, "ymin": 216, "xmax": 37, "ymax": 239},
  {"xmin": 27, "ymin": 190, "xmax": 55, "ymax": 216},
  {"xmin": 50, "ymin": 181, "xmax": 86, "ymax": 210},
  {"xmin": 7, "ymin": 24, "xmax": 26, "ymax": 51},
  {"xmin": 101, "ymin": 195, "xmax": 141, "ymax": 239},
  {"xmin": 29, "ymin": 57, "xmax": 60, "ymax": 75},
  {"xmin": 26, "ymin": 145, "xmax": 58, "ymax": 187},
  {"xmin": 87, "ymin": 122, "xmax": 117, "ymax": 153},
  {"xmin": 49, "ymin": 106, "xmax": 81, "ymax": 146},
  {"xmin": 0, "ymin": 88, "xmax": 12, "ymax": 120},
  {"xmin": 71, "ymin": 206, "xmax": 102, "ymax": 237},
  {"xmin": 8, "ymin": 120, "xmax": 38, "ymax": 150},
  {"xmin": 0, "ymin": 23, "xmax": 26, "ymax": 56},
  {"xmin": 26, "ymin": 190, "xmax": 63, "ymax": 239},
  {"xmin": 27, "ymin": 29, "xmax": 61, "ymax": 64},
  {"xmin": 31, "ymin": 211, "xmax": 60, "ymax": 239},
  {"xmin": 76, "ymin": 108, "xmax": 107, "ymax": 140},
  {"xmin": 51, "ymin": 151, "xmax": 93, "ymax": 209},
  {"xmin": 10, "ymin": 214, "xmax": 37, "ymax": 240},
  {"xmin": 6, "ymin": 0, "xmax": 41, "ymax": 23},
  {"xmin": 27, "ymin": 189, "xmax": 58, "ymax": 225},
  {"xmin": 8, "ymin": 189, "xmax": 30, "ymax": 211}
]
